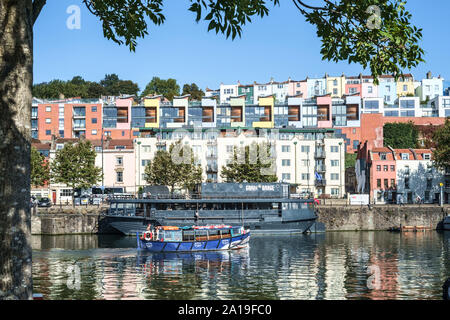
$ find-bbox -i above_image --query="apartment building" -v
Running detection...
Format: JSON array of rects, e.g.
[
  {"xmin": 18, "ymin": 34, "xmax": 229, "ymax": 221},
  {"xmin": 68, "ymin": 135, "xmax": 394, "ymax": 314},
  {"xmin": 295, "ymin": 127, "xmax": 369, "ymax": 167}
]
[
  {"xmin": 415, "ymin": 72, "xmax": 444, "ymax": 102},
  {"xmin": 134, "ymin": 128, "xmax": 345, "ymax": 198}
]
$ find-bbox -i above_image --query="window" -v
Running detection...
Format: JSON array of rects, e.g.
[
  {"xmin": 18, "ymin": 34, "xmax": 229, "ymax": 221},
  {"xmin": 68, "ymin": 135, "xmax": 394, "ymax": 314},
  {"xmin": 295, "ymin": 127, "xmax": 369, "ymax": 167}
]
[
  {"xmin": 380, "ymin": 153, "xmax": 387, "ymax": 160},
  {"xmin": 302, "ymin": 160, "xmax": 310, "ymax": 166},
  {"xmin": 353, "ymin": 140, "xmax": 359, "ymax": 150},
  {"xmin": 384, "ymin": 179, "xmax": 389, "ymax": 189},
  {"xmin": 142, "ymin": 145, "xmax": 151, "ymax": 153},
  {"xmin": 391, "ymin": 179, "xmax": 396, "ymax": 188},
  {"xmin": 226, "ymin": 145, "xmax": 234, "ymax": 153},
  {"xmin": 56, "ymin": 144, "xmax": 64, "ymax": 150},
  {"xmin": 385, "ymin": 95, "xmax": 391, "ymax": 102},
  {"xmin": 426, "ymin": 178, "xmax": 432, "ymax": 190},
  {"xmin": 60, "ymin": 189, "xmax": 72, "ymax": 197},
  {"xmin": 368, "ymin": 86, "xmax": 373, "ymax": 93},
  {"xmin": 116, "ymin": 157, "xmax": 123, "ymax": 166},
  {"xmin": 301, "ymin": 146, "xmax": 310, "ymax": 153},
  {"xmin": 115, "ymin": 146, "xmax": 125, "ymax": 150},
  {"xmin": 91, "ymin": 106, "xmax": 97, "ymax": 112},
  {"xmin": 59, "ymin": 130, "xmax": 64, "ymax": 138},
  {"xmin": 333, "ymin": 88, "xmax": 338, "ymax": 95},
  {"xmin": 282, "ymin": 145, "xmax": 291, "ymax": 153},
  {"xmin": 302, "ymin": 173, "xmax": 310, "ymax": 180},
  {"xmin": 116, "ymin": 171, "xmax": 123, "ymax": 183},
  {"xmin": 377, "ymin": 179, "xmax": 381, "ymax": 188},
  {"xmin": 142, "ymin": 159, "xmax": 151, "ymax": 167},
  {"xmin": 330, "ymin": 146, "xmax": 339, "ymax": 153},
  {"xmin": 282, "ymin": 173, "xmax": 291, "ymax": 181},
  {"xmin": 331, "ymin": 188, "xmax": 340, "ymax": 196},
  {"xmin": 333, "ymin": 80, "xmax": 338, "ymax": 86},
  {"xmin": 282, "ymin": 159, "xmax": 291, "ymax": 167},
  {"xmin": 45, "ymin": 130, "xmax": 51, "ymax": 136},
  {"xmin": 95, "ymin": 146, "xmax": 102, "ymax": 152},
  {"xmin": 91, "ymin": 130, "xmax": 97, "ymax": 135},
  {"xmin": 383, "ymin": 165, "xmax": 388, "ymax": 172},
  {"xmin": 376, "ymin": 165, "xmax": 381, "ymax": 171},
  {"xmin": 45, "ymin": 118, "xmax": 51, "ymax": 124},
  {"xmin": 403, "ymin": 85, "xmax": 408, "ymax": 91},
  {"xmin": 331, "ymin": 160, "xmax": 339, "ymax": 167},
  {"xmin": 122, "ymin": 131, "xmax": 125, "ymax": 136},
  {"xmin": 45, "ymin": 106, "xmax": 51, "ymax": 112},
  {"xmin": 391, "ymin": 165, "xmax": 395, "ymax": 171},
  {"xmin": 331, "ymin": 173, "xmax": 339, "ymax": 181},
  {"xmin": 92, "ymin": 118, "xmax": 97, "ymax": 124},
  {"xmin": 423, "ymin": 153, "xmax": 431, "ymax": 160},
  {"xmin": 401, "ymin": 153, "xmax": 409, "ymax": 160}
]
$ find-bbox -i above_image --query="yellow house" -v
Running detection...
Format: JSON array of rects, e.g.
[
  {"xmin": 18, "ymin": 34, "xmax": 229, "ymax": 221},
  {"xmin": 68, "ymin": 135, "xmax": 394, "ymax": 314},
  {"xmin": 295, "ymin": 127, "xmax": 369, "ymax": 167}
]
[
  {"xmin": 143, "ymin": 96, "xmax": 160, "ymax": 128},
  {"xmin": 253, "ymin": 95, "xmax": 274, "ymax": 128},
  {"xmin": 396, "ymin": 74, "xmax": 415, "ymax": 97},
  {"xmin": 326, "ymin": 74, "xmax": 346, "ymax": 98}
]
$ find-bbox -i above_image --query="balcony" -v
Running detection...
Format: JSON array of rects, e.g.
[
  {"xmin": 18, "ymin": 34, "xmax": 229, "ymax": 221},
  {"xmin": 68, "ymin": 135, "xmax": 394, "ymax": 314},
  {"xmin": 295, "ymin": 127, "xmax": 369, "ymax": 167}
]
[
  {"xmin": 315, "ymin": 165, "xmax": 326, "ymax": 172},
  {"xmin": 206, "ymin": 153, "xmax": 217, "ymax": 159},
  {"xmin": 207, "ymin": 140, "xmax": 217, "ymax": 146},
  {"xmin": 315, "ymin": 150, "xmax": 326, "ymax": 159},
  {"xmin": 315, "ymin": 179, "xmax": 326, "ymax": 187},
  {"xmin": 206, "ymin": 165, "xmax": 218, "ymax": 173}
]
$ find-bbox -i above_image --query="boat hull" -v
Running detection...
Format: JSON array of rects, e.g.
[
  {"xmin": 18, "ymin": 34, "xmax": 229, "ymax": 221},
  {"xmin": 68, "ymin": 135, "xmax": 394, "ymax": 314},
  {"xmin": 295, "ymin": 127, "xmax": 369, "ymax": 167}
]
[
  {"xmin": 444, "ymin": 216, "xmax": 450, "ymax": 231},
  {"xmin": 137, "ymin": 232, "xmax": 250, "ymax": 252},
  {"xmin": 104, "ymin": 216, "xmax": 316, "ymax": 236}
]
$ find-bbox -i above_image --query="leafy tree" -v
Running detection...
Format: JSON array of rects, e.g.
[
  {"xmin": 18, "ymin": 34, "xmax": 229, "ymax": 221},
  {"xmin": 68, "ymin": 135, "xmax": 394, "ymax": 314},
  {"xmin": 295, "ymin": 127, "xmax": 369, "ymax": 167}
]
[
  {"xmin": 1, "ymin": 0, "xmax": 424, "ymax": 299},
  {"xmin": 432, "ymin": 118, "xmax": 450, "ymax": 171},
  {"xmin": 345, "ymin": 153, "xmax": 357, "ymax": 169},
  {"xmin": 30, "ymin": 146, "xmax": 50, "ymax": 187},
  {"xmin": 182, "ymin": 83, "xmax": 205, "ymax": 101},
  {"xmin": 51, "ymin": 140, "xmax": 102, "ymax": 205},
  {"xmin": 383, "ymin": 122, "xmax": 419, "ymax": 149},
  {"xmin": 221, "ymin": 142, "xmax": 278, "ymax": 183},
  {"xmin": 141, "ymin": 77, "xmax": 180, "ymax": 100},
  {"xmin": 99, "ymin": 73, "xmax": 140, "ymax": 96},
  {"xmin": 144, "ymin": 141, "xmax": 202, "ymax": 194}
]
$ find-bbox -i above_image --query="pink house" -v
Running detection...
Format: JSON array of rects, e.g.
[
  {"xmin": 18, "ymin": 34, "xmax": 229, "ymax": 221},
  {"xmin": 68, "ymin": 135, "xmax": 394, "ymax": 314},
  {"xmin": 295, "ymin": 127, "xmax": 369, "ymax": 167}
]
[
  {"xmin": 287, "ymin": 79, "xmax": 308, "ymax": 98},
  {"xmin": 316, "ymin": 95, "xmax": 333, "ymax": 128}
]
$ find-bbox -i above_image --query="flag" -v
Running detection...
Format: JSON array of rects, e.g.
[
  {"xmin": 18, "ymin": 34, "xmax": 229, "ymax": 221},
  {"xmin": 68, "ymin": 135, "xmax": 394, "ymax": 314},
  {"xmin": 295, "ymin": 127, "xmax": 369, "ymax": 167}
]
[{"xmin": 315, "ymin": 171, "xmax": 323, "ymax": 181}]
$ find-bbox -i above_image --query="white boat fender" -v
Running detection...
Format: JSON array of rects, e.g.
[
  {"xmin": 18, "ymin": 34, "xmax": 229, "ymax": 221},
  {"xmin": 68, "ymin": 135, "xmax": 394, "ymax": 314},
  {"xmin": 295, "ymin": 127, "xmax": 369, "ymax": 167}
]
[{"xmin": 144, "ymin": 231, "xmax": 152, "ymax": 241}]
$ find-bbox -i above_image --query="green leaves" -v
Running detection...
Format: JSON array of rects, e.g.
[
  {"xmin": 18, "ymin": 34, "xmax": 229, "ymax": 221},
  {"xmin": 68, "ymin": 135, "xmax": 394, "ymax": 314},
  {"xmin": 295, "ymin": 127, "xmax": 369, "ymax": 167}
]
[
  {"xmin": 51, "ymin": 140, "xmax": 102, "ymax": 191},
  {"xmin": 31, "ymin": 147, "xmax": 50, "ymax": 187},
  {"xmin": 141, "ymin": 77, "xmax": 180, "ymax": 100},
  {"xmin": 182, "ymin": 83, "xmax": 205, "ymax": 101},
  {"xmin": 221, "ymin": 142, "xmax": 278, "ymax": 183},
  {"xmin": 432, "ymin": 119, "xmax": 450, "ymax": 170},
  {"xmin": 296, "ymin": 0, "xmax": 424, "ymax": 84},
  {"xmin": 144, "ymin": 141, "xmax": 202, "ymax": 193},
  {"xmin": 383, "ymin": 122, "xmax": 419, "ymax": 149}
]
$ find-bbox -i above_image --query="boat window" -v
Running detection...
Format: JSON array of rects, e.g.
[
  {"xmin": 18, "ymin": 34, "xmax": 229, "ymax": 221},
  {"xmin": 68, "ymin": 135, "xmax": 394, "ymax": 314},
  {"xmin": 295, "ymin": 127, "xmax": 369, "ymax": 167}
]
[
  {"xmin": 290, "ymin": 203, "xmax": 298, "ymax": 210},
  {"xmin": 163, "ymin": 230, "xmax": 182, "ymax": 242},
  {"xmin": 183, "ymin": 230, "xmax": 194, "ymax": 241},
  {"xmin": 282, "ymin": 203, "xmax": 289, "ymax": 210}
]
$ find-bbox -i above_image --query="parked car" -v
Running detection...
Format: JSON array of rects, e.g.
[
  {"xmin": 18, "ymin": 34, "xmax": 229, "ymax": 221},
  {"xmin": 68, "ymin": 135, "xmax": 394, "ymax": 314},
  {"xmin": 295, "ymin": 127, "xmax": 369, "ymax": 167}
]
[
  {"xmin": 38, "ymin": 198, "xmax": 52, "ymax": 207},
  {"xmin": 74, "ymin": 194, "xmax": 90, "ymax": 206}
]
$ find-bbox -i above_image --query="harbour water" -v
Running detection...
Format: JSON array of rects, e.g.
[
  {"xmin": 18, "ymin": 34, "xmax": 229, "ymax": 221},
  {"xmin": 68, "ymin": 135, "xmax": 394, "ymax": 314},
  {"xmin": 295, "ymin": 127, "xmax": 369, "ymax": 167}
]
[{"xmin": 32, "ymin": 231, "xmax": 450, "ymax": 300}]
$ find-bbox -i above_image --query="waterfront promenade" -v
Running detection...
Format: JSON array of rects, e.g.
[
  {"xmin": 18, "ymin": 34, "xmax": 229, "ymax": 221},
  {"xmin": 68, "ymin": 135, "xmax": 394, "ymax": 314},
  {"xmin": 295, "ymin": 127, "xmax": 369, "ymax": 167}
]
[{"xmin": 31, "ymin": 204, "xmax": 450, "ymax": 235}]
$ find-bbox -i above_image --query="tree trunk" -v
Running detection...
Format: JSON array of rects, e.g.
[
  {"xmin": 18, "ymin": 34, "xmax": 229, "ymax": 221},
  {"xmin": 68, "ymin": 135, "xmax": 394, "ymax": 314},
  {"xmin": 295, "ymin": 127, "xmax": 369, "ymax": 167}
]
[{"xmin": 0, "ymin": 0, "xmax": 33, "ymax": 300}]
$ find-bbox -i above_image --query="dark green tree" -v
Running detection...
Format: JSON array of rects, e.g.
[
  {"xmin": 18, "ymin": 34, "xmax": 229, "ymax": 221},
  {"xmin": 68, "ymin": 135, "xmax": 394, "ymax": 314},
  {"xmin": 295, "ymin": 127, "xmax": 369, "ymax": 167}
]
[
  {"xmin": 144, "ymin": 141, "xmax": 202, "ymax": 194},
  {"xmin": 51, "ymin": 140, "xmax": 102, "ymax": 206},
  {"xmin": 141, "ymin": 77, "xmax": 180, "ymax": 100},
  {"xmin": 432, "ymin": 118, "xmax": 450, "ymax": 171},
  {"xmin": 383, "ymin": 122, "xmax": 419, "ymax": 149},
  {"xmin": 221, "ymin": 142, "xmax": 278, "ymax": 183},
  {"xmin": 1, "ymin": 0, "xmax": 424, "ymax": 300},
  {"xmin": 100, "ymin": 73, "xmax": 139, "ymax": 96},
  {"xmin": 30, "ymin": 146, "xmax": 50, "ymax": 187},
  {"xmin": 182, "ymin": 83, "xmax": 205, "ymax": 101}
]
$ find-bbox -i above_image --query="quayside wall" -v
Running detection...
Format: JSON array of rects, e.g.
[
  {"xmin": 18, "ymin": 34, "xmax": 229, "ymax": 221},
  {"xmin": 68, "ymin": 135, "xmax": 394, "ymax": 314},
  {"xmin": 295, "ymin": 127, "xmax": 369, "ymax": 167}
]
[{"xmin": 31, "ymin": 205, "xmax": 450, "ymax": 235}]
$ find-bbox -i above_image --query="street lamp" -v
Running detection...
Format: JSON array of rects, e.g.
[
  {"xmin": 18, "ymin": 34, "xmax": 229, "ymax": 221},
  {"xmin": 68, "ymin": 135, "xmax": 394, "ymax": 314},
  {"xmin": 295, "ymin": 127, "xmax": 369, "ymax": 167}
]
[
  {"xmin": 293, "ymin": 141, "xmax": 297, "ymax": 185},
  {"xmin": 137, "ymin": 141, "xmax": 141, "ymax": 196}
]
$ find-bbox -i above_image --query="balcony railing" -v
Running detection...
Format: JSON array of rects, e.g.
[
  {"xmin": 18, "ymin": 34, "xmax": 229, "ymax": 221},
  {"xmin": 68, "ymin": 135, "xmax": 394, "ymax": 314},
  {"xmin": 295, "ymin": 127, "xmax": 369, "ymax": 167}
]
[
  {"xmin": 315, "ymin": 151, "xmax": 326, "ymax": 158},
  {"xmin": 315, "ymin": 179, "xmax": 326, "ymax": 187},
  {"xmin": 315, "ymin": 165, "xmax": 326, "ymax": 172}
]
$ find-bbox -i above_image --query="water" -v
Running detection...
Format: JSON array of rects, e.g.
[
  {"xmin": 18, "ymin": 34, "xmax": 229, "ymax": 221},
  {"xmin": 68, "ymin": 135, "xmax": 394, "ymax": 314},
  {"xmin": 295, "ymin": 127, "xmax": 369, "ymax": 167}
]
[{"xmin": 32, "ymin": 231, "xmax": 450, "ymax": 300}]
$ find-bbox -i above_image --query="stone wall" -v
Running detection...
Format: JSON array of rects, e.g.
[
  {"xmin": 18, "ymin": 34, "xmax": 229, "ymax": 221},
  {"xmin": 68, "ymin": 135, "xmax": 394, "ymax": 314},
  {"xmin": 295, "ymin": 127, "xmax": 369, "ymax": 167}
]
[
  {"xmin": 317, "ymin": 205, "xmax": 449, "ymax": 231},
  {"xmin": 32, "ymin": 213, "xmax": 100, "ymax": 235}
]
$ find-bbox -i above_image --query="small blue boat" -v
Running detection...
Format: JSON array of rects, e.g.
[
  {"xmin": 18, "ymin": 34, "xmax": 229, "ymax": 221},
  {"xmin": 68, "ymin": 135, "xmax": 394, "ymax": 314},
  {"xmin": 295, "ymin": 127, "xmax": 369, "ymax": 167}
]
[{"xmin": 137, "ymin": 224, "xmax": 250, "ymax": 252}]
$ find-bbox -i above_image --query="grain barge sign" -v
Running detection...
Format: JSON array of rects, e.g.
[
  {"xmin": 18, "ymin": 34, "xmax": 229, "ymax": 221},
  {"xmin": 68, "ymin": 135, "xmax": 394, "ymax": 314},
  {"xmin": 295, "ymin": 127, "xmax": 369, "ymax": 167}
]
[
  {"xmin": 349, "ymin": 194, "xmax": 370, "ymax": 205},
  {"xmin": 201, "ymin": 183, "xmax": 288, "ymax": 198}
]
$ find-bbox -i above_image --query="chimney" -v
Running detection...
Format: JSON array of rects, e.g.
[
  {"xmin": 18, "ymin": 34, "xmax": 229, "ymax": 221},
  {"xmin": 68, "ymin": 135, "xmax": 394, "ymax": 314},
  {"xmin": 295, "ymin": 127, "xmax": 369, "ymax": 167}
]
[
  {"xmin": 426, "ymin": 71, "xmax": 432, "ymax": 79},
  {"xmin": 59, "ymin": 93, "xmax": 65, "ymax": 100}
]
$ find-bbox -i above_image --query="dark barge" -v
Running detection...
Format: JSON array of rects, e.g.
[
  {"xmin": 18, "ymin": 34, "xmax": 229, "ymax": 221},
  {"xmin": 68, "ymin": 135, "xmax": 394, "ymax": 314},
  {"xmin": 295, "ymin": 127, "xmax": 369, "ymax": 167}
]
[{"xmin": 104, "ymin": 183, "xmax": 317, "ymax": 235}]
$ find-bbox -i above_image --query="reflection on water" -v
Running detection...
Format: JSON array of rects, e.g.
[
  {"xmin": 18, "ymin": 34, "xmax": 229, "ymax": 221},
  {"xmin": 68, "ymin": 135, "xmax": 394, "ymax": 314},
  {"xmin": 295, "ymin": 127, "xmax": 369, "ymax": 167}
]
[{"xmin": 32, "ymin": 232, "xmax": 450, "ymax": 300}]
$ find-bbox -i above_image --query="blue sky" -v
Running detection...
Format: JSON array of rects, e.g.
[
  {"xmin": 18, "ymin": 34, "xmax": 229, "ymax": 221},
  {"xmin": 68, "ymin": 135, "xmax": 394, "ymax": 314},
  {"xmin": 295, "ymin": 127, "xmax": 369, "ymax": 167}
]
[{"xmin": 34, "ymin": 0, "xmax": 450, "ymax": 93}]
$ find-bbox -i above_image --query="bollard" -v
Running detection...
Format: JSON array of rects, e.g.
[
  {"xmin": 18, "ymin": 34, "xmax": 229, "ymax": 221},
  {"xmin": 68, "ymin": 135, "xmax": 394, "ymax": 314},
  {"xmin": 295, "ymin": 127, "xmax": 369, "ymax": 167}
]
[{"xmin": 444, "ymin": 278, "xmax": 450, "ymax": 300}]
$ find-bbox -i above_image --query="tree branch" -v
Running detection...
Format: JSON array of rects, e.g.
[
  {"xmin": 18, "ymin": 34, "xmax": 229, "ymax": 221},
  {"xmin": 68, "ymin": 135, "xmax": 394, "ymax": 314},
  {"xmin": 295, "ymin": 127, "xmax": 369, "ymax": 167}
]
[{"xmin": 32, "ymin": 0, "xmax": 46, "ymax": 26}]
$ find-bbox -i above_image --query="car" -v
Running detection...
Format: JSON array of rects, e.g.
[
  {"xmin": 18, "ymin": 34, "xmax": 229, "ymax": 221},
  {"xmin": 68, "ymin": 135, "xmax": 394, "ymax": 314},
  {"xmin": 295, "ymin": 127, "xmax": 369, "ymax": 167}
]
[
  {"xmin": 37, "ymin": 198, "xmax": 52, "ymax": 207},
  {"xmin": 74, "ymin": 194, "xmax": 90, "ymax": 206}
]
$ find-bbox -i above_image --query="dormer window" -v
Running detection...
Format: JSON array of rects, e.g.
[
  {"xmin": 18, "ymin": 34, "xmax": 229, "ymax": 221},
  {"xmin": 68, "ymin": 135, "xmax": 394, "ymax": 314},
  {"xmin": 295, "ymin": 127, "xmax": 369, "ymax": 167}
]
[
  {"xmin": 423, "ymin": 153, "xmax": 431, "ymax": 160},
  {"xmin": 380, "ymin": 153, "xmax": 387, "ymax": 160},
  {"xmin": 401, "ymin": 153, "xmax": 409, "ymax": 160},
  {"xmin": 115, "ymin": 145, "xmax": 125, "ymax": 150}
]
